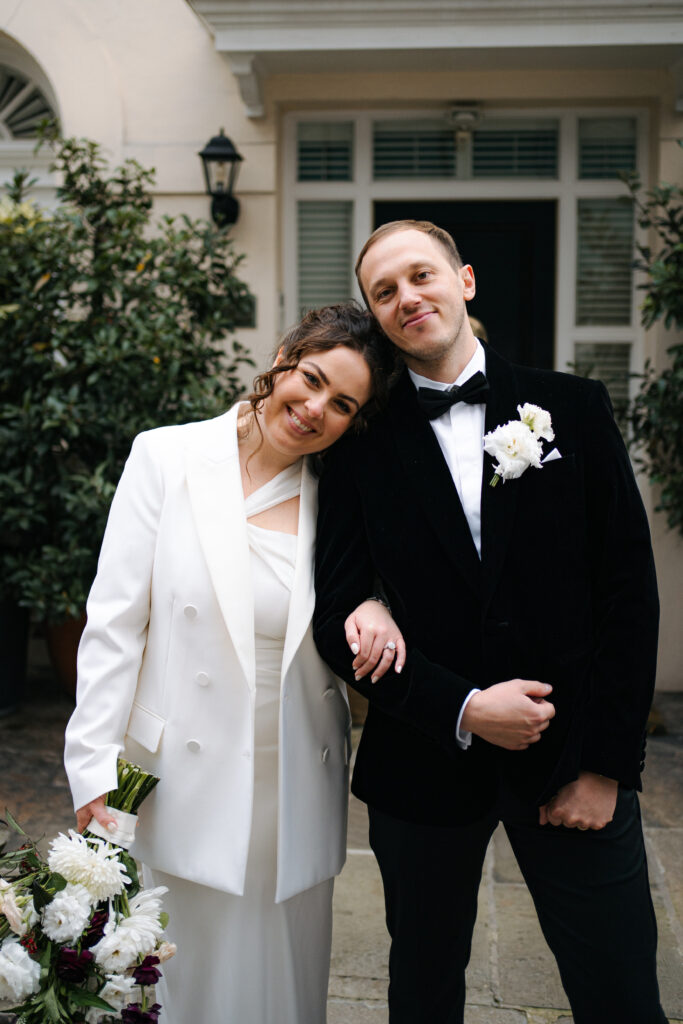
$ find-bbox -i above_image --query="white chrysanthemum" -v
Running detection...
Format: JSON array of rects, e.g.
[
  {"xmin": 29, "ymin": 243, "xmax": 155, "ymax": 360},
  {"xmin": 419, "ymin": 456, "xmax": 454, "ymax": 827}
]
[
  {"xmin": 48, "ymin": 831, "xmax": 130, "ymax": 902},
  {"xmin": 42, "ymin": 883, "xmax": 93, "ymax": 944},
  {"xmin": 517, "ymin": 403, "xmax": 554, "ymax": 442},
  {"xmin": 92, "ymin": 886, "xmax": 168, "ymax": 973},
  {"xmin": 484, "ymin": 420, "xmax": 543, "ymax": 481},
  {"xmin": 0, "ymin": 938, "xmax": 41, "ymax": 1002},
  {"xmin": 0, "ymin": 880, "xmax": 24, "ymax": 935}
]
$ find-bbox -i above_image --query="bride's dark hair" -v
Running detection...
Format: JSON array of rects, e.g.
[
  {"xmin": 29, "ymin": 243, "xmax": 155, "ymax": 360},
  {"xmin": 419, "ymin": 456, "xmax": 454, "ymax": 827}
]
[{"xmin": 246, "ymin": 302, "xmax": 397, "ymax": 435}]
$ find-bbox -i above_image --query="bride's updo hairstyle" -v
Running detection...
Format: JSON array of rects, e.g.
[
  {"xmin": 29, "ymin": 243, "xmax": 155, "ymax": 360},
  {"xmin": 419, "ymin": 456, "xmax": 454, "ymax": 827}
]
[{"xmin": 247, "ymin": 302, "xmax": 397, "ymax": 434}]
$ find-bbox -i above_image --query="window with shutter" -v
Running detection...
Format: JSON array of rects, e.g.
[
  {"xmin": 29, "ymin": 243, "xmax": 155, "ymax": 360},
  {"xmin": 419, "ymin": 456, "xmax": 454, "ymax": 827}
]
[
  {"xmin": 578, "ymin": 118, "xmax": 637, "ymax": 180},
  {"xmin": 373, "ymin": 120, "xmax": 456, "ymax": 179},
  {"xmin": 576, "ymin": 198, "xmax": 634, "ymax": 326},
  {"xmin": 574, "ymin": 342, "xmax": 632, "ymax": 427},
  {"xmin": 472, "ymin": 120, "xmax": 558, "ymax": 179},
  {"xmin": 297, "ymin": 122, "xmax": 354, "ymax": 182},
  {"xmin": 297, "ymin": 201, "xmax": 353, "ymax": 315}
]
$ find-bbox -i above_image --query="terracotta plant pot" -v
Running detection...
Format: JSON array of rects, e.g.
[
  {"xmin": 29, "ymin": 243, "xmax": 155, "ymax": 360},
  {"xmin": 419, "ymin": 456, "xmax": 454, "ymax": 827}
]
[{"xmin": 45, "ymin": 614, "xmax": 86, "ymax": 697}]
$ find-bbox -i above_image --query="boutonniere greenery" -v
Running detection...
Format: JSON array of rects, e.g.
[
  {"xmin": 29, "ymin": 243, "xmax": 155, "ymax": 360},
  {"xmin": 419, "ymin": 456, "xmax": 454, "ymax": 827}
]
[{"xmin": 483, "ymin": 403, "xmax": 554, "ymax": 487}]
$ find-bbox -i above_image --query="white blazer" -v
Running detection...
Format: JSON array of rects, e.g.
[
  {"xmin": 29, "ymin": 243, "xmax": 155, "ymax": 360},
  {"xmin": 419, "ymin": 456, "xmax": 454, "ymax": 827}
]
[{"xmin": 64, "ymin": 404, "xmax": 351, "ymax": 902}]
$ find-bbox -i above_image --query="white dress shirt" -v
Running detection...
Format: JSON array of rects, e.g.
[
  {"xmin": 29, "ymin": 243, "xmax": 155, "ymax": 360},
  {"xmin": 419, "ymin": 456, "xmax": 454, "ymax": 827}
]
[{"xmin": 408, "ymin": 340, "xmax": 486, "ymax": 748}]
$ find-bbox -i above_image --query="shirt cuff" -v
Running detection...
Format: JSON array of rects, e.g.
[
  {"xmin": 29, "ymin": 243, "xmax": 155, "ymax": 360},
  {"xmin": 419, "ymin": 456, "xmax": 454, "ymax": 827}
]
[{"xmin": 456, "ymin": 689, "xmax": 480, "ymax": 749}]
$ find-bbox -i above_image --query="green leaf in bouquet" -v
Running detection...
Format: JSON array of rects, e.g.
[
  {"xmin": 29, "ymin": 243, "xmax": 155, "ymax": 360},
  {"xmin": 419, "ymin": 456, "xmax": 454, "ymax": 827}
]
[
  {"xmin": 159, "ymin": 911, "xmax": 169, "ymax": 929},
  {"xmin": 32, "ymin": 880, "xmax": 53, "ymax": 912},
  {"xmin": 67, "ymin": 988, "xmax": 118, "ymax": 1011},
  {"xmin": 43, "ymin": 986, "xmax": 66, "ymax": 1022},
  {"xmin": 4, "ymin": 808, "xmax": 28, "ymax": 835},
  {"xmin": 39, "ymin": 940, "xmax": 53, "ymax": 968},
  {"xmin": 120, "ymin": 849, "xmax": 140, "ymax": 895}
]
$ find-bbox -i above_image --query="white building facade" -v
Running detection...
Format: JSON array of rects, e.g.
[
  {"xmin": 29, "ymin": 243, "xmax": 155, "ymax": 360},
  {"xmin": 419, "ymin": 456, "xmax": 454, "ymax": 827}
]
[{"xmin": 2, "ymin": 0, "xmax": 682, "ymax": 687}]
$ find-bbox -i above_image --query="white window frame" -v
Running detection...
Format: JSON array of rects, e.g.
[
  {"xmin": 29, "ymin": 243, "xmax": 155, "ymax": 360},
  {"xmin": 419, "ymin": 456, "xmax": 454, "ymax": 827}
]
[{"xmin": 282, "ymin": 106, "xmax": 649, "ymax": 389}]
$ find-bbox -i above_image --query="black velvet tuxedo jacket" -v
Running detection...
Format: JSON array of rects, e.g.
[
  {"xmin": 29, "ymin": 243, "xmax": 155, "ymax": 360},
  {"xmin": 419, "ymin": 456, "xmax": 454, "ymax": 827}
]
[{"xmin": 313, "ymin": 345, "xmax": 659, "ymax": 826}]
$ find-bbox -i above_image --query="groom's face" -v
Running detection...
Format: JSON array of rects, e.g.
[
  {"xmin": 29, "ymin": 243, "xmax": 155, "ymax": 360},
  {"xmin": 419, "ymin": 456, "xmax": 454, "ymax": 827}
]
[{"xmin": 359, "ymin": 229, "xmax": 476, "ymax": 374}]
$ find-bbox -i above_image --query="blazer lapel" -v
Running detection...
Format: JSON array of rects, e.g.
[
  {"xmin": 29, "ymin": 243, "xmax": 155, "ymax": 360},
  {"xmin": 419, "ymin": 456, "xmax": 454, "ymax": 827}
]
[
  {"xmin": 281, "ymin": 458, "xmax": 316, "ymax": 683},
  {"xmin": 186, "ymin": 405, "xmax": 255, "ymax": 690},
  {"xmin": 480, "ymin": 346, "xmax": 523, "ymax": 607},
  {"xmin": 388, "ymin": 371, "xmax": 481, "ymax": 598}
]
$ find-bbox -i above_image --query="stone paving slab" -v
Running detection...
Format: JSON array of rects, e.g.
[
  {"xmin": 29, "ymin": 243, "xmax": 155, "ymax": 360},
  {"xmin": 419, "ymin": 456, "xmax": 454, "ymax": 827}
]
[{"xmin": 1, "ymin": 680, "xmax": 681, "ymax": 1023}]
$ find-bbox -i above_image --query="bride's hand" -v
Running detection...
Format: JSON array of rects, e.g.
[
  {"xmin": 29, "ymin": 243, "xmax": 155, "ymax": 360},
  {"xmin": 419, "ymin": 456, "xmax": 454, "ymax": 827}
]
[
  {"xmin": 76, "ymin": 795, "xmax": 117, "ymax": 835},
  {"xmin": 345, "ymin": 599, "xmax": 406, "ymax": 683}
]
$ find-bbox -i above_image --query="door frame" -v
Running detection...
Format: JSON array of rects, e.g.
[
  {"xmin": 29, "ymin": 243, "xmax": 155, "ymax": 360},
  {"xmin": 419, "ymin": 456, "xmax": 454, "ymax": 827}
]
[{"xmin": 282, "ymin": 105, "xmax": 649, "ymax": 383}]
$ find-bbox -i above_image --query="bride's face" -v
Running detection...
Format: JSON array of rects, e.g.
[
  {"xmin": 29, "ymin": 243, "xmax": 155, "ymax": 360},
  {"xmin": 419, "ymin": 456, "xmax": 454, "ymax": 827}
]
[{"xmin": 260, "ymin": 345, "xmax": 373, "ymax": 459}]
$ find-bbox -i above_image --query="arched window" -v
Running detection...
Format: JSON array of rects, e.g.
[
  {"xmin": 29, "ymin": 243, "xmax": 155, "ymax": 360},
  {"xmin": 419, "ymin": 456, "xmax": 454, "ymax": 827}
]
[{"xmin": 0, "ymin": 64, "xmax": 56, "ymax": 139}]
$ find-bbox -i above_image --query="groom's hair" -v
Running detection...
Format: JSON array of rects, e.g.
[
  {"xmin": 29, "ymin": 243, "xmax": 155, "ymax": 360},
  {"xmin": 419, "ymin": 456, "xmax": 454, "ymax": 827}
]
[{"xmin": 355, "ymin": 220, "xmax": 464, "ymax": 306}]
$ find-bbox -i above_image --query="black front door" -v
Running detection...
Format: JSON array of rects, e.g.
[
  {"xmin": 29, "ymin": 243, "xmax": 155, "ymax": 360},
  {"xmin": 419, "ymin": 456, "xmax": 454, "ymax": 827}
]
[{"xmin": 374, "ymin": 200, "xmax": 557, "ymax": 369}]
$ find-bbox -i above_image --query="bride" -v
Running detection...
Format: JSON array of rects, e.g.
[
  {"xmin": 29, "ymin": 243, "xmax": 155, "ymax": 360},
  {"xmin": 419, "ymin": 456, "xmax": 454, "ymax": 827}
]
[{"xmin": 64, "ymin": 302, "xmax": 405, "ymax": 1024}]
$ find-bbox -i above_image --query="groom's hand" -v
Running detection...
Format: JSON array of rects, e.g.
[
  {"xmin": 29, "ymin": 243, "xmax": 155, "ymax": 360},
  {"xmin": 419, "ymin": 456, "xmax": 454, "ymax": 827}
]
[
  {"xmin": 460, "ymin": 679, "xmax": 555, "ymax": 750},
  {"xmin": 539, "ymin": 771, "xmax": 618, "ymax": 830}
]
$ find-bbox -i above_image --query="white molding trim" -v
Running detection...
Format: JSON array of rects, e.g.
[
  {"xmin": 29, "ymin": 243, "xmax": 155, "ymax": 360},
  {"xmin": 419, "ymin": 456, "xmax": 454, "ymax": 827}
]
[
  {"xmin": 224, "ymin": 52, "xmax": 264, "ymax": 118},
  {"xmin": 188, "ymin": 2, "xmax": 682, "ymax": 116}
]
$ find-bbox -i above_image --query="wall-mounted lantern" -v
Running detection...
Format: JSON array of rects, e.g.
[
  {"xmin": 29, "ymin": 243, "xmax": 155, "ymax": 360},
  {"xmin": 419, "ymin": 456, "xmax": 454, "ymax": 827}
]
[{"xmin": 198, "ymin": 128, "xmax": 243, "ymax": 227}]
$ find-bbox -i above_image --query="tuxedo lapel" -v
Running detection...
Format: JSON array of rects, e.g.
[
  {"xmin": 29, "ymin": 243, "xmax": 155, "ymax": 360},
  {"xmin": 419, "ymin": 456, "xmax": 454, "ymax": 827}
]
[
  {"xmin": 186, "ymin": 406, "xmax": 255, "ymax": 690},
  {"xmin": 281, "ymin": 458, "xmax": 316, "ymax": 683},
  {"xmin": 388, "ymin": 371, "xmax": 481, "ymax": 598},
  {"xmin": 480, "ymin": 347, "xmax": 523, "ymax": 607}
]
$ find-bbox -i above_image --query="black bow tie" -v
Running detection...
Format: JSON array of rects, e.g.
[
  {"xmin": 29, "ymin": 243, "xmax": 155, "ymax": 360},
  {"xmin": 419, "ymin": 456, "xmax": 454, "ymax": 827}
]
[{"xmin": 416, "ymin": 371, "xmax": 490, "ymax": 420}]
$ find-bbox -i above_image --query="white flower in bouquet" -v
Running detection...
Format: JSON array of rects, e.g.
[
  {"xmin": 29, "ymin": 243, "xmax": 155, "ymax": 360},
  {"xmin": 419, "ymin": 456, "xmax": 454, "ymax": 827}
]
[
  {"xmin": 517, "ymin": 403, "xmax": 554, "ymax": 442},
  {"xmin": 0, "ymin": 879, "xmax": 24, "ymax": 935},
  {"xmin": 93, "ymin": 886, "xmax": 169, "ymax": 972},
  {"xmin": 84, "ymin": 972, "xmax": 138, "ymax": 1021},
  {"xmin": 91, "ymin": 920, "xmax": 142, "ymax": 974},
  {"xmin": 483, "ymin": 420, "xmax": 543, "ymax": 482},
  {"xmin": 48, "ymin": 830, "xmax": 130, "ymax": 902},
  {"xmin": 0, "ymin": 938, "xmax": 41, "ymax": 1002},
  {"xmin": 41, "ymin": 883, "xmax": 93, "ymax": 944}
]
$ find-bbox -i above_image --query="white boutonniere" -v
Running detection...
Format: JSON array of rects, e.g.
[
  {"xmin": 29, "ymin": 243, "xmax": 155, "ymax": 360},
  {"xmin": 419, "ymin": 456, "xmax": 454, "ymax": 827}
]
[{"xmin": 483, "ymin": 403, "xmax": 555, "ymax": 487}]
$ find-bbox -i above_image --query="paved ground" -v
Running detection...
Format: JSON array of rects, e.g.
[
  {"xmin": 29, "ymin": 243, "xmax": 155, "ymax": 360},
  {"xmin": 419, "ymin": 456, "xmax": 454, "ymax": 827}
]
[{"xmin": 1, "ymin": 671, "xmax": 681, "ymax": 1023}]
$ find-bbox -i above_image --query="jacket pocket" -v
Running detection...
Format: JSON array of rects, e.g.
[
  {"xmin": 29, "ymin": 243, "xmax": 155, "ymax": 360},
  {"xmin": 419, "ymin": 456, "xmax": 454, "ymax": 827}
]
[{"xmin": 125, "ymin": 701, "xmax": 165, "ymax": 753}]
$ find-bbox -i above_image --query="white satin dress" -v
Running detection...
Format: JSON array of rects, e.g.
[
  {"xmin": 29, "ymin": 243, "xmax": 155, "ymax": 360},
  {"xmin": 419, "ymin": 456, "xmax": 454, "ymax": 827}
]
[{"xmin": 143, "ymin": 462, "xmax": 334, "ymax": 1023}]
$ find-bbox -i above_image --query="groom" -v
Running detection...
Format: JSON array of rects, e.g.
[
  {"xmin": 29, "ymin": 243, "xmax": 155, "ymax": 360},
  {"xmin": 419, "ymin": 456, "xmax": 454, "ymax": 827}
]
[{"xmin": 313, "ymin": 220, "xmax": 665, "ymax": 1023}]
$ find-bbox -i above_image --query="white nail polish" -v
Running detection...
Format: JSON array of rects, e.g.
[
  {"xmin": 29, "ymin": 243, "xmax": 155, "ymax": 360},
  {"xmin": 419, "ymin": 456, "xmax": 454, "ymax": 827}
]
[
  {"xmin": 371, "ymin": 676, "xmax": 377, "ymax": 684},
  {"xmin": 396, "ymin": 665, "xmax": 403, "ymax": 674},
  {"xmin": 106, "ymin": 821, "xmax": 117, "ymax": 832},
  {"xmin": 351, "ymin": 643, "xmax": 359, "ymax": 654}
]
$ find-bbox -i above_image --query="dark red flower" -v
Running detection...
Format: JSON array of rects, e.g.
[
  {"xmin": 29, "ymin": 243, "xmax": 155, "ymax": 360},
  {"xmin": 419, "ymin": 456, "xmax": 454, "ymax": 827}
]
[
  {"xmin": 81, "ymin": 907, "xmax": 109, "ymax": 948},
  {"xmin": 121, "ymin": 1003, "xmax": 162, "ymax": 1023},
  {"xmin": 132, "ymin": 955, "xmax": 161, "ymax": 986},
  {"xmin": 19, "ymin": 932, "xmax": 38, "ymax": 956},
  {"xmin": 55, "ymin": 946, "xmax": 94, "ymax": 983}
]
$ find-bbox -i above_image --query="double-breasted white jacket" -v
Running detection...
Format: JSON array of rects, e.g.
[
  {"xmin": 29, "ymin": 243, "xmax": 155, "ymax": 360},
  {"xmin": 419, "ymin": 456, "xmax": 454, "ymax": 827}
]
[{"xmin": 64, "ymin": 404, "xmax": 351, "ymax": 903}]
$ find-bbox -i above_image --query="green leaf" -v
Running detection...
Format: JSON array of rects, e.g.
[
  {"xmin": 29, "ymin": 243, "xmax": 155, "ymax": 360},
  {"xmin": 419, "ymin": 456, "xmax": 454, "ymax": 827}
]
[
  {"xmin": 4, "ymin": 808, "xmax": 28, "ymax": 835},
  {"xmin": 67, "ymin": 988, "xmax": 118, "ymax": 1011}
]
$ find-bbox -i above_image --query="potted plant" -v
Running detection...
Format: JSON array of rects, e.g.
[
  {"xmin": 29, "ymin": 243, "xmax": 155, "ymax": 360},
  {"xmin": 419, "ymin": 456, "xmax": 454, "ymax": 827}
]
[{"xmin": 0, "ymin": 134, "xmax": 254, "ymax": 699}]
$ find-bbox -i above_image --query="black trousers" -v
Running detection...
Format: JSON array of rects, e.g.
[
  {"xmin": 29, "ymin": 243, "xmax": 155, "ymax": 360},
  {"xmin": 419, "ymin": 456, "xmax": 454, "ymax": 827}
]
[{"xmin": 368, "ymin": 788, "xmax": 666, "ymax": 1024}]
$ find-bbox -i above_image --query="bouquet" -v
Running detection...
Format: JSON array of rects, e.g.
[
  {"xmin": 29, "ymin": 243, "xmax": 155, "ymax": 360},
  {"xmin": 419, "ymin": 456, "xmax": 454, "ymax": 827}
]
[{"xmin": 0, "ymin": 759, "xmax": 175, "ymax": 1023}]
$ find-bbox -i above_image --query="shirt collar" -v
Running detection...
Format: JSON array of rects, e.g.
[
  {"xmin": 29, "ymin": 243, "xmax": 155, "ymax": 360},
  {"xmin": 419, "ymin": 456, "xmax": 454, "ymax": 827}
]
[{"xmin": 407, "ymin": 339, "xmax": 486, "ymax": 393}]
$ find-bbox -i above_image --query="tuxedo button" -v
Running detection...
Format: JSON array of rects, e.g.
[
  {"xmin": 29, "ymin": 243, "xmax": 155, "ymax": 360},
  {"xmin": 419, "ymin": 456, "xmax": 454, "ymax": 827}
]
[
  {"xmin": 196, "ymin": 672, "xmax": 210, "ymax": 687},
  {"xmin": 321, "ymin": 747, "xmax": 330, "ymax": 764},
  {"xmin": 184, "ymin": 604, "xmax": 198, "ymax": 620},
  {"xmin": 186, "ymin": 739, "xmax": 201, "ymax": 753}
]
